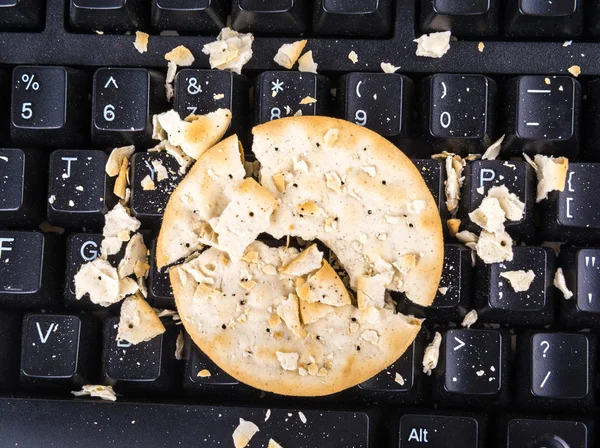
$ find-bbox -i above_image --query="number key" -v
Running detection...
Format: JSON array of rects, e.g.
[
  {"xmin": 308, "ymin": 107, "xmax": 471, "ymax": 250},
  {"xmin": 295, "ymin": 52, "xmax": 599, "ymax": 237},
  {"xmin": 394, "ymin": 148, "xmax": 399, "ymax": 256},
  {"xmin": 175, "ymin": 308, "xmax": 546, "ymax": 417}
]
[
  {"xmin": 313, "ymin": 0, "xmax": 392, "ymax": 36},
  {"xmin": 232, "ymin": 0, "xmax": 309, "ymax": 35},
  {"xmin": 69, "ymin": 0, "xmax": 148, "ymax": 32},
  {"xmin": 420, "ymin": 0, "xmax": 500, "ymax": 36},
  {"xmin": 151, "ymin": 0, "xmax": 227, "ymax": 33}
]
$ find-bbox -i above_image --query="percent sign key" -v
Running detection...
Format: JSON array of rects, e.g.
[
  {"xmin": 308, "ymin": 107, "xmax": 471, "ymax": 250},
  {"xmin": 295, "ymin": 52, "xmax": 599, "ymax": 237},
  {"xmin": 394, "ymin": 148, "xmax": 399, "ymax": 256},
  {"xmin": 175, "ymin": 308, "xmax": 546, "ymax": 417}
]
[{"xmin": 11, "ymin": 65, "xmax": 90, "ymax": 147}]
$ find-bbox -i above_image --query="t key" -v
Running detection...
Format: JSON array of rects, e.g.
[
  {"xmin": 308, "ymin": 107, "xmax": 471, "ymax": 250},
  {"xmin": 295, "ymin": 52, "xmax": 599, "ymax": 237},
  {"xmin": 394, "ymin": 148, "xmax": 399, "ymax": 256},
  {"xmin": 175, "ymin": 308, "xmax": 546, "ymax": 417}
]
[
  {"xmin": 69, "ymin": 0, "xmax": 148, "ymax": 32},
  {"xmin": 11, "ymin": 66, "xmax": 90, "ymax": 148},
  {"xmin": 255, "ymin": 71, "xmax": 330, "ymax": 125},
  {"xmin": 232, "ymin": 0, "xmax": 309, "ymax": 35},
  {"xmin": 313, "ymin": 0, "xmax": 392, "ymax": 37},
  {"xmin": 151, "ymin": 0, "xmax": 227, "ymax": 33},
  {"xmin": 420, "ymin": 0, "xmax": 500, "ymax": 37},
  {"xmin": 505, "ymin": 0, "xmax": 583, "ymax": 38},
  {"xmin": 92, "ymin": 68, "xmax": 167, "ymax": 147},
  {"xmin": 504, "ymin": 76, "xmax": 581, "ymax": 157},
  {"xmin": 47, "ymin": 150, "xmax": 115, "ymax": 229},
  {"xmin": 421, "ymin": 74, "xmax": 497, "ymax": 155}
]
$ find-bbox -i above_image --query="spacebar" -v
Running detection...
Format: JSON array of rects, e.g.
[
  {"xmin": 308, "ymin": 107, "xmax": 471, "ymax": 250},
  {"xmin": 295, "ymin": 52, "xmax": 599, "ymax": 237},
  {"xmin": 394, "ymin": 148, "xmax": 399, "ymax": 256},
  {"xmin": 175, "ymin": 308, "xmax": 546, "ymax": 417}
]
[{"xmin": 0, "ymin": 397, "xmax": 372, "ymax": 447}]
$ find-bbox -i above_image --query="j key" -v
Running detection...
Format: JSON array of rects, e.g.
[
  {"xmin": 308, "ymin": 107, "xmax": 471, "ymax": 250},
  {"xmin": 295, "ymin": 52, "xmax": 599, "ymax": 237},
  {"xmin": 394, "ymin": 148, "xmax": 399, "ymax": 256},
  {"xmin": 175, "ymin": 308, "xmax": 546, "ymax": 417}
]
[
  {"xmin": 413, "ymin": 160, "xmax": 445, "ymax": 215},
  {"xmin": 20, "ymin": 313, "xmax": 101, "ymax": 391},
  {"xmin": 434, "ymin": 329, "xmax": 509, "ymax": 407},
  {"xmin": 148, "ymin": 239, "xmax": 174, "ymax": 309},
  {"xmin": 420, "ymin": 74, "xmax": 497, "ymax": 155},
  {"xmin": 505, "ymin": 0, "xmax": 582, "ymax": 38},
  {"xmin": 516, "ymin": 332, "xmax": 595, "ymax": 410},
  {"xmin": 0, "ymin": 0, "xmax": 44, "ymax": 31},
  {"xmin": 130, "ymin": 152, "xmax": 183, "ymax": 228},
  {"xmin": 0, "ymin": 231, "xmax": 63, "ymax": 309},
  {"xmin": 173, "ymin": 69, "xmax": 250, "ymax": 142},
  {"xmin": 151, "ymin": 0, "xmax": 227, "ymax": 34},
  {"xmin": 255, "ymin": 71, "xmax": 330, "ymax": 125},
  {"xmin": 542, "ymin": 163, "xmax": 600, "ymax": 243},
  {"xmin": 337, "ymin": 73, "xmax": 414, "ymax": 141},
  {"xmin": 0, "ymin": 398, "xmax": 372, "ymax": 447},
  {"xmin": 313, "ymin": 0, "xmax": 392, "ymax": 37},
  {"xmin": 420, "ymin": 0, "xmax": 499, "ymax": 37},
  {"xmin": 557, "ymin": 247, "xmax": 600, "ymax": 329},
  {"xmin": 232, "ymin": 0, "xmax": 309, "ymax": 35},
  {"xmin": 0, "ymin": 311, "xmax": 21, "ymax": 390},
  {"xmin": 69, "ymin": 0, "xmax": 148, "ymax": 32},
  {"xmin": 11, "ymin": 66, "xmax": 90, "ymax": 148},
  {"xmin": 500, "ymin": 417, "xmax": 593, "ymax": 448},
  {"xmin": 474, "ymin": 247, "xmax": 554, "ymax": 327},
  {"xmin": 103, "ymin": 316, "xmax": 181, "ymax": 395},
  {"xmin": 92, "ymin": 68, "xmax": 167, "ymax": 147},
  {"xmin": 398, "ymin": 414, "xmax": 485, "ymax": 448},
  {"xmin": 47, "ymin": 150, "xmax": 115, "ymax": 229},
  {"xmin": 461, "ymin": 160, "xmax": 536, "ymax": 242},
  {"xmin": 504, "ymin": 76, "xmax": 581, "ymax": 157},
  {"xmin": 0, "ymin": 148, "xmax": 47, "ymax": 227},
  {"xmin": 399, "ymin": 244, "xmax": 472, "ymax": 323}
]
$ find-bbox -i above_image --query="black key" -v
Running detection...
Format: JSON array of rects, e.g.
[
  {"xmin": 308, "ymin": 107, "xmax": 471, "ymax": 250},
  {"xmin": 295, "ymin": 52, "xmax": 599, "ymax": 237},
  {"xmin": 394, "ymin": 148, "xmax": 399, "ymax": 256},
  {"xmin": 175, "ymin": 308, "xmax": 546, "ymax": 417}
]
[
  {"xmin": 47, "ymin": 150, "xmax": 115, "ymax": 229},
  {"xmin": 69, "ymin": 0, "xmax": 148, "ymax": 32},
  {"xmin": 102, "ymin": 316, "xmax": 181, "ymax": 395},
  {"xmin": 20, "ymin": 313, "xmax": 101, "ymax": 391},
  {"xmin": 516, "ymin": 332, "xmax": 595, "ymax": 410},
  {"xmin": 147, "ymin": 239, "xmax": 174, "ymax": 309},
  {"xmin": 173, "ymin": 69, "xmax": 250, "ymax": 142},
  {"xmin": 232, "ymin": 0, "xmax": 309, "ymax": 35},
  {"xmin": 505, "ymin": 0, "xmax": 582, "ymax": 38},
  {"xmin": 504, "ymin": 76, "xmax": 581, "ymax": 157},
  {"xmin": 0, "ymin": 0, "xmax": 44, "ymax": 30},
  {"xmin": 591, "ymin": 1, "xmax": 600, "ymax": 38},
  {"xmin": 130, "ymin": 152, "xmax": 183, "ymax": 228},
  {"xmin": 255, "ymin": 71, "xmax": 330, "ymax": 124},
  {"xmin": 313, "ymin": 0, "xmax": 392, "ymax": 37},
  {"xmin": 499, "ymin": 416, "xmax": 593, "ymax": 448},
  {"xmin": 11, "ymin": 66, "xmax": 90, "ymax": 148},
  {"xmin": 151, "ymin": 0, "xmax": 227, "ymax": 34},
  {"xmin": 413, "ymin": 160, "xmax": 445, "ymax": 215},
  {"xmin": 434, "ymin": 329, "xmax": 509, "ymax": 407},
  {"xmin": 0, "ymin": 311, "xmax": 22, "ymax": 390},
  {"xmin": 399, "ymin": 244, "xmax": 472, "ymax": 323},
  {"xmin": 337, "ymin": 72, "xmax": 414, "ymax": 140},
  {"xmin": 542, "ymin": 163, "xmax": 600, "ymax": 243},
  {"xmin": 0, "ymin": 70, "xmax": 8, "ymax": 140},
  {"xmin": 0, "ymin": 398, "xmax": 373, "ymax": 447},
  {"xmin": 92, "ymin": 68, "xmax": 167, "ymax": 147},
  {"xmin": 557, "ymin": 247, "xmax": 600, "ymax": 329},
  {"xmin": 474, "ymin": 246, "xmax": 555, "ymax": 327},
  {"xmin": 461, "ymin": 160, "xmax": 536, "ymax": 242},
  {"xmin": 420, "ymin": 0, "xmax": 499, "ymax": 37},
  {"xmin": 420, "ymin": 74, "xmax": 497, "ymax": 155},
  {"xmin": 0, "ymin": 148, "xmax": 47, "ymax": 227},
  {"xmin": 398, "ymin": 414, "xmax": 485, "ymax": 447},
  {"xmin": 0, "ymin": 231, "xmax": 63, "ymax": 309},
  {"xmin": 584, "ymin": 79, "xmax": 600, "ymax": 160}
]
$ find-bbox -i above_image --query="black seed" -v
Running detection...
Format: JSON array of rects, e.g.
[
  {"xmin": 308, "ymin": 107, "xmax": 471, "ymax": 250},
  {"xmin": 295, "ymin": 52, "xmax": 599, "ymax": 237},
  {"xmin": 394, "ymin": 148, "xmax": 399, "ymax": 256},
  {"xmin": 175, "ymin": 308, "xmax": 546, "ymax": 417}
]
[
  {"xmin": 351, "ymin": 317, "xmax": 357, "ymax": 322},
  {"xmin": 249, "ymin": 212, "xmax": 254, "ymax": 217},
  {"xmin": 221, "ymin": 324, "xmax": 227, "ymax": 329},
  {"xmin": 356, "ymin": 346, "xmax": 361, "ymax": 351},
  {"xmin": 382, "ymin": 180, "xmax": 387, "ymax": 185},
  {"xmin": 368, "ymin": 210, "xmax": 372, "ymax": 215}
]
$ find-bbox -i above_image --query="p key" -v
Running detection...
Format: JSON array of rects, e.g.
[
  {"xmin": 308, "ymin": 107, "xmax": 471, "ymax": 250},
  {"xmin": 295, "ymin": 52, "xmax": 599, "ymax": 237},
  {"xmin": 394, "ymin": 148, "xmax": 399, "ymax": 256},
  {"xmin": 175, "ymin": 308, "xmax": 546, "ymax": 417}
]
[
  {"xmin": 232, "ymin": 0, "xmax": 309, "ymax": 35},
  {"xmin": 313, "ymin": 0, "xmax": 392, "ymax": 37},
  {"xmin": 504, "ymin": 76, "xmax": 581, "ymax": 157}
]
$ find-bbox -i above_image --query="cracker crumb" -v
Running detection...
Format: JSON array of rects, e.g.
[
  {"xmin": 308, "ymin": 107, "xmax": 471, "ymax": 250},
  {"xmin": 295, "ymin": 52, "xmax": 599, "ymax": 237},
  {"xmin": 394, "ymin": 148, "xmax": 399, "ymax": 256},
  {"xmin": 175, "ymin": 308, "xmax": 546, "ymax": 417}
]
[
  {"xmin": 299, "ymin": 96, "xmax": 317, "ymax": 105},
  {"xmin": 525, "ymin": 154, "xmax": 569, "ymax": 202},
  {"xmin": 151, "ymin": 160, "xmax": 168, "ymax": 182},
  {"xmin": 482, "ymin": 135, "xmax": 505, "ymax": 160},
  {"xmin": 422, "ymin": 331, "xmax": 442, "ymax": 376},
  {"xmin": 268, "ymin": 440, "xmax": 284, "ymax": 448},
  {"xmin": 276, "ymin": 351, "xmax": 299, "ymax": 371},
  {"xmin": 133, "ymin": 31, "xmax": 149, "ymax": 54},
  {"xmin": 395, "ymin": 373, "xmax": 405, "ymax": 386},
  {"xmin": 165, "ymin": 45, "xmax": 195, "ymax": 66},
  {"xmin": 298, "ymin": 411, "xmax": 307, "ymax": 424},
  {"xmin": 476, "ymin": 370, "xmax": 485, "ymax": 376},
  {"xmin": 273, "ymin": 40, "xmax": 307, "ymax": 69},
  {"xmin": 348, "ymin": 50, "xmax": 358, "ymax": 63},
  {"xmin": 568, "ymin": 65, "xmax": 581, "ymax": 77},
  {"xmin": 469, "ymin": 197, "xmax": 506, "ymax": 235},
  {"xmin": 455, "ymin": 230, "xmax": 479, "ymax": 244},
  {"xmin": 447, "ymin": 218, "xmax": 461, "ymax": 237},
  {"xmin": 545, "ymin": 77, "xmax": 551, "ymax": 85},
  {"xmin": 72, "ymin": 385, "xmax": 117, "ymax": 402},
  {"xmin": 500, "ymin": 270, "xmax": 535, "ymax": 292},
  {"xmin": 48, "ymin": 195, "xmax": 56, "ymax": 204},
  {"xmin": 141, "ymin": 175, "xmax": 156, "ymax": 191},
  {"xmin": 478, "ymin": 42, "xmax": 484, "ymax": 53},
  {"xmin": 175, "ymin": 331, "xmax": 184, "ymax": 360},
  {"xmin": 554, "ymin": 267, "xmax": 573, "ymax": 299},
  {"xmin": 298, "ymin": 50, "xmax": 318, "ymax": 73},
  {"xmin": 414, "ymin": 31, "xmax": 451, "ymax": 58},
  {"xmin": 212, "ymin": 93, "xmax": 225, "ymax": 101},
  {"xmin": 202, "ymin": 27, "xmax": 254, "ymax": 74},
  {"xmin": 461, "ymin": 309, "xmax": 478, "ymax": 328},
  {"xmin": 380, "ymin": 62, "xmax": 400, "ymax": 73},
  {"xmin": 563, "ymin": 40, "xmax": 573, "ymax": 47},
  {"xmin": 475, "ymin": 230, "xmax": 513, "ymax": 264},
  {"xmin": 360, "ymin": 330, "xmax": 379, "ymax": 345},
  {"xmin": 197, "ymin": 369, "xmax": 211, "ymax": 377},
  {"xmin": 117, "ymin": 295, "xmax": 166, "ymax": 345},
  {"xmin": 232, "ymin": 418, "xmax": 259, "ymax": 448},
  {"xmin": 264, "ymin": 409, "xmax": 271, "ymax": 421},
  {"xmin": 106, "ymin": 145, "xmax": 135, "ymax": 177},
  {"xmin": 438, "ymin": 287, "xmax": 448, "ymax": 295}
]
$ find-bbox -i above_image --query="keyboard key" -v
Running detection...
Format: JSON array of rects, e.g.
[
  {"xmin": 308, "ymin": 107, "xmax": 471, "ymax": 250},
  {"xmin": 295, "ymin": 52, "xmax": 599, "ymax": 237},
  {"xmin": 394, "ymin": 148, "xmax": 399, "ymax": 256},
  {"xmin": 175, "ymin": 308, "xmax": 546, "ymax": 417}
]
[
  {"xmin": 398, "ymin": 413, "xmax": 485, "ymax": 447},
  {"xmin": 500, "ymin": 417, "xmax": 593, "ymax": 448},
  {"xmin": 173, "ymin": 69, "xmax": 250, "ymax": 142},
  {"xmin": 148, "ymin": 239, "xmax": 174, "ymax": 309},
  {"xmin": 20, "ymin": 313, "xmax": 101, "ymax": 391},
  {"xmin": 337, "ymin": 72, "xmax": 414, "ymax": 140},
  {"xmin": 474, "ymin": 246, "xmax": 555, "ymax": 327},
  {"xmin": 420, "ymin": 0, "xmax": 499, "ymax": 37},
  {"xmin": 413, "ymin": 160, "xmax": 445, "ymax": 215},
  {"xmin": 11, "ymin": 66, "xmax": 90, "ymax": 148},
  {"xmin": 0, "ymin": 148, "xmax": 47, "ymax": 227},
  {"xmin": 151, "ymin": 0, "xmax": 227, "ymax": 34},
  {"xmin": 0, "ymin": 311, "xmax": 22, "ymax": 390},
  {"xmin": 0, "ymin": 231, "xmax": 63, "ymax": 309},
  {"xmin": 420, "ymin": 74, "xmax": 497, "ymax": 155},
  {"xmin": 461, "ymin": 160, "xmax": 536, "ymax": 242},
  {"xmin": 130, "ymin": 152, "xmax": 183, "ymax": 228},
  {"xmin": 584, "ymin": 79, "xmax": 600, "ymax": 159},
  {"xmin": 102, "ymin": 316, "xmax": 181, "ymax": 395},
  {"xmin": 47, "ymin": 150, "xmax": 115, "ymax": 229},
  {"xmin": 0, "ymin": 0, "xmax": 44, "ymax": 30},
  {"xmin": 255, "ymin": 71, "xmax": 330, "ymax": 125},
  {"xmin": 0, "ymin": 70, "xmax": 8, "ymax": 140},
  {"xmin": 505, "ymin": 0, "xmax": 582, "ymax": 38},
  {"xmin": 504, "ymin": 76, "xmax": 581, "ymax": 157},
  {"xmin": 232, "ymin": 0, "xmax": 309, "ymax": 35},
  {"xmin": 313, "ymin": 0, "xmax": 392, "ymax": 37},
  {"xmin": 69, "ymin": 0, "xmax": 148, "ymax": 32},
  {"xmin": 516, "ymin": 332, "xmax": 595, "ymax": 410},
  {"xmin": 92, "ymin": 68, "xmax": 167, "ymax": 147},
  {"xmin": 434, "ymin": 329, "xmax": 509, "ymax": 407}
]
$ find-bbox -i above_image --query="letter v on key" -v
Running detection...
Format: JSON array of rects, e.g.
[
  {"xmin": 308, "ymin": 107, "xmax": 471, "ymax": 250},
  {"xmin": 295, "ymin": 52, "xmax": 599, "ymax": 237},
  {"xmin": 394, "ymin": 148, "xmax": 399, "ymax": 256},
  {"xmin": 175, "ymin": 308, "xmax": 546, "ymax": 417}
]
[{"xmin": 36, "ymin": 322, "xmax": 58, "ymax": 344}]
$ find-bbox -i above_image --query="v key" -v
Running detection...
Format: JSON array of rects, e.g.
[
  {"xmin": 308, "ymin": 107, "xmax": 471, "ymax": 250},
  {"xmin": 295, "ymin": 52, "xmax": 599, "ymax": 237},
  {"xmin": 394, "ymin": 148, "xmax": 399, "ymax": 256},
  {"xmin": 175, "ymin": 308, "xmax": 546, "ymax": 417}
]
[{"xmin": 36, "ymin": 322, "xmax": 57, "ymax": 344}]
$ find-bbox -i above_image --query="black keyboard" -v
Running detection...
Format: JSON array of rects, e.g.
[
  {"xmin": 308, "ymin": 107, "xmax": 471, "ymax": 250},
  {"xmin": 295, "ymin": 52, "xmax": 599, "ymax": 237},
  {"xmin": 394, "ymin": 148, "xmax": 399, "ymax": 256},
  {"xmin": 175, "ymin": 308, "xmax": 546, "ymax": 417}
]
[{"xmin": 2, "ymin": 1, "xmax": 600, "ymax": 447}]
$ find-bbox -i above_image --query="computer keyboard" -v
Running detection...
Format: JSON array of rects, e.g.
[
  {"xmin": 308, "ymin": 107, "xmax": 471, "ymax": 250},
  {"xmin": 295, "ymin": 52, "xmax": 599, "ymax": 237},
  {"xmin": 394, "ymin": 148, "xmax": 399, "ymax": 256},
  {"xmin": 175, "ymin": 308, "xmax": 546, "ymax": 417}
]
[{"xmin": 1, "ymin": 0, "xmax": 600, "ymax": 447}]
